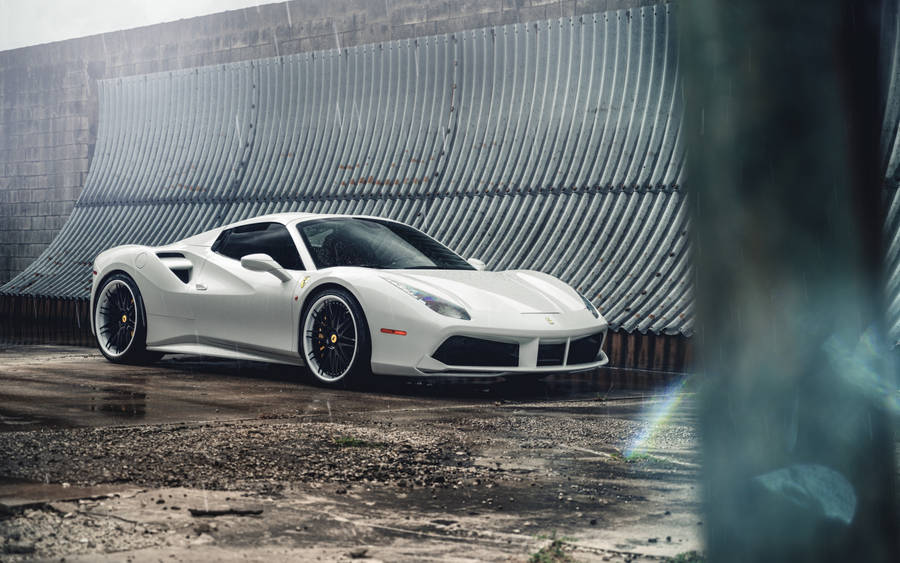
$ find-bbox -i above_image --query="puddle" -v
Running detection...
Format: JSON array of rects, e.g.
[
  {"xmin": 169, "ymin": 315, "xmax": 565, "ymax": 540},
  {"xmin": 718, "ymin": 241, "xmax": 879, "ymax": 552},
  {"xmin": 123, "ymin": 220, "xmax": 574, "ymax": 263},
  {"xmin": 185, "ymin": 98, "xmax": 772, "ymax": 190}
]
[
  {"xmin": 0, "ymin": 410, "xmax": 63, "ymax": 432},
  {"xmin": 87, "ymin": 387, "xmax": 147, "ymax": 418},
  {"xmin": 0, "ymin": 478, "xmax": 137, "ymax": 508},
  {"xmin": 0, "ymin": 413, "xmax": 39, "ymax": 427}
]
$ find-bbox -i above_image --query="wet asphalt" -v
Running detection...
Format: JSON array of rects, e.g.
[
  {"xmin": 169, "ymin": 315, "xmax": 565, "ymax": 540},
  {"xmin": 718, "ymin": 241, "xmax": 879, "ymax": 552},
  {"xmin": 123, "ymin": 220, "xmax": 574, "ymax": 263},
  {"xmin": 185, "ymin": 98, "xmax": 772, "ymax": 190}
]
[
  {"xmin": 0, "ymin": 345, "xmax": 675, "ymax": 431},
  {"xmin": 0, "ymin": 345, "xmax": 701, "ymax": 562}
]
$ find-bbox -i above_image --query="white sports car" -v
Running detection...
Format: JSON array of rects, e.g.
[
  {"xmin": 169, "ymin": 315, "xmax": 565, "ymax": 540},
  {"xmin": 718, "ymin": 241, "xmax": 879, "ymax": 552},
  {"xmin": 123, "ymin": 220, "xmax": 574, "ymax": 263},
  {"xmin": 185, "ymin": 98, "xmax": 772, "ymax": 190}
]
[{"xmin": 91, "ymin": 213, "xmax": 609, "ymax": 386}]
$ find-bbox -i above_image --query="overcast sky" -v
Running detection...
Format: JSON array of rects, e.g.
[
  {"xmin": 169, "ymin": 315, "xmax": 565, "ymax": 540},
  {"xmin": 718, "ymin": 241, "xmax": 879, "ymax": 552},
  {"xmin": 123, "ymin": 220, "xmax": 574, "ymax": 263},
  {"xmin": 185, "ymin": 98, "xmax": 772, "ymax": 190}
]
[{"xmin": 0, "ymin": 0, "xmax": 279, "ymax": 51}]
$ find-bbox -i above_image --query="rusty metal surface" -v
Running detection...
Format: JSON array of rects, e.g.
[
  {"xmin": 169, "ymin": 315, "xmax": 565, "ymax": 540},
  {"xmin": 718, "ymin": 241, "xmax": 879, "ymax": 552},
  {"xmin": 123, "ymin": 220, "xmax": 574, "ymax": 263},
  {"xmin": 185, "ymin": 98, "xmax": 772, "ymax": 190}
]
[{"xmin": 1, "ymin": 5, "xmax": 689, "ymax": 335}]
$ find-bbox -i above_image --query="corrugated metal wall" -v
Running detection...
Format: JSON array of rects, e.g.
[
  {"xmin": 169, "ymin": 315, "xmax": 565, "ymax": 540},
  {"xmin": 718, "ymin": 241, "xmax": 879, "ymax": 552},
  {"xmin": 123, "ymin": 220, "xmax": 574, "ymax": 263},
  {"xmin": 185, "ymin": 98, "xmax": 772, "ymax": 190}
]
[
  {"xmin": 0, "ymin": 4, "xmax": 692, "ymax": 337},
  {"xmin": 888, "ymin": 188, "xmax": 899, "ymax": 345},
  {"xmin": 883, "ymin": 1, "xmax": 900, "ymax": 347},
  {"xmin": 4, "ymin": 0, "xmax": 900, "ymax": 347}
]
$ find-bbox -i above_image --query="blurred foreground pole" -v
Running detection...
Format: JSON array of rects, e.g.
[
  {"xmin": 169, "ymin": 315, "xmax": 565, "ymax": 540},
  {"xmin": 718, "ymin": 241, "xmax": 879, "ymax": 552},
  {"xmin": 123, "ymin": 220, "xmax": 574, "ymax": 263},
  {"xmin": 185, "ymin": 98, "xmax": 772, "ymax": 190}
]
[{"xmin": 683, "ymin": 1, "xmax": 898, "ymax": 562}]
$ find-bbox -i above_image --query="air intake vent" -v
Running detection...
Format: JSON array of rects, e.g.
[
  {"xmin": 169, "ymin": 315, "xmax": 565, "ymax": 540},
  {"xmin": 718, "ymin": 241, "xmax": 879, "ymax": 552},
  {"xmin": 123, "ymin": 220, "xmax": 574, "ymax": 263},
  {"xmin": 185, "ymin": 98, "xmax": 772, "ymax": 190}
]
[
  {"xmin": 567, "ymin": 332, "xmax": 605, "ymax": 365},
  {"xmin": 537, "ymin": 342, "xmax": 565, "ymax": 366},
  {"xmin": 433, "ymin": 336, "xmax": 519, "ymax": 368},
  {"xmin": 157, "ymin": 253, "xmax": 192, "ymax": 284}
]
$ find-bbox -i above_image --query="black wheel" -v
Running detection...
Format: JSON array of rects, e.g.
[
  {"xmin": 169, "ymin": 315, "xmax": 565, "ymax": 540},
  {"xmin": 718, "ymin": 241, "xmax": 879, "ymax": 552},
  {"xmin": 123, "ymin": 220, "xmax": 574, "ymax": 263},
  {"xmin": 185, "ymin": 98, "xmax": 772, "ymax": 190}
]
[
  {"xmin": 300, "ymin": 287, "xmax": 371, "ymax": 387},
  {"xmin": 93, "ymin": 272, "xmax": 162, "ymax": 365}
]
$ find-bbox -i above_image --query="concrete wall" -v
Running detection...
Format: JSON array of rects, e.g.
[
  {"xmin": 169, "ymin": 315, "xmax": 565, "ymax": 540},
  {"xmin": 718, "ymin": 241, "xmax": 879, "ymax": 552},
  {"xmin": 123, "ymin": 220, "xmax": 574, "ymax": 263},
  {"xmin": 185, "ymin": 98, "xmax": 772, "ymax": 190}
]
[{"xmin": 0, "ymin": 0, "xmax": 657, "ymax": 286}]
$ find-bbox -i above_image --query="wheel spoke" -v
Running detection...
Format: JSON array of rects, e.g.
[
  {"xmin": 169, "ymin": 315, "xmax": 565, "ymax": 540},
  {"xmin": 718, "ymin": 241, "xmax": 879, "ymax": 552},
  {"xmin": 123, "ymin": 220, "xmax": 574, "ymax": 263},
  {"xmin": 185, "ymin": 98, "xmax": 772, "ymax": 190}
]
[{"xmin": 325, "ymin": 349, "xmax": 336, "ymax": 375}]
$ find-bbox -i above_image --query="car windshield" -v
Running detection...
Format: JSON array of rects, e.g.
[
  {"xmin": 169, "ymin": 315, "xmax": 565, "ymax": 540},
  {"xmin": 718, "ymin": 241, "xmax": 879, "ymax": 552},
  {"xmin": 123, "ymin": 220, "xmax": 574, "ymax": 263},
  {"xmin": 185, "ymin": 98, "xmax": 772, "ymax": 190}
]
[{"xmin": 297, "ymin": 218, "xmax": 474, "ymax": 270}]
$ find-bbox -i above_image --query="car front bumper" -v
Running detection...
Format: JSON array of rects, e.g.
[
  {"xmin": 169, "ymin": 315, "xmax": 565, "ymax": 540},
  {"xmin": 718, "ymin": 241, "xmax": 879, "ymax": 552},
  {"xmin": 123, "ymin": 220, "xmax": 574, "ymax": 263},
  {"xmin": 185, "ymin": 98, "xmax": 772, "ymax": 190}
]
[{"xmin": 369, "ymin": 309, "xmax": 609, "ymax": 377}]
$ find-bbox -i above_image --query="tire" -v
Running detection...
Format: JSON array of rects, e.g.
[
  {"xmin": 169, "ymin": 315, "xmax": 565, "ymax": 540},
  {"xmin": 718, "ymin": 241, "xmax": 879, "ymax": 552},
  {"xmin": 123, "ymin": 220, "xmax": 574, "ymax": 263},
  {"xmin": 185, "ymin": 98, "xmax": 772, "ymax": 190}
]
[
  {"xmin": 300, "ymin": 287, "xmax": 371, "ymax": 387},
  {"xmin": 93, "ymin": 272, "xmax": 162, "ymax": 365}
]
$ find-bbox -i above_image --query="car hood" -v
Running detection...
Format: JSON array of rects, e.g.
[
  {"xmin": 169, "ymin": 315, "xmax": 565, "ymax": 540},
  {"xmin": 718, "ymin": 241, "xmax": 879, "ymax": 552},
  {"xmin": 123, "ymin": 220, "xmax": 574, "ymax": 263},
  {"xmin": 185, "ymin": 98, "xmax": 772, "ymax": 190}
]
[{"xmin": 383, "ymin": 270, "xmax": 585, "ymax": 314}]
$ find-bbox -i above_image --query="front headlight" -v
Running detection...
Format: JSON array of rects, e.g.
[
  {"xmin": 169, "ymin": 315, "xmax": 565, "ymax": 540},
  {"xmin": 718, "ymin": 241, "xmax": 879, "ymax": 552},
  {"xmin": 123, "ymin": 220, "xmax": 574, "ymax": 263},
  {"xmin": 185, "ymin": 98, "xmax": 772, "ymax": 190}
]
[
  {"xmin": 578, "ymin": 291, "xmax": 600, "ymax": 319},
  {"xmin": 386, "ymin": 279, "xmax": 471, "ymax": 320}
]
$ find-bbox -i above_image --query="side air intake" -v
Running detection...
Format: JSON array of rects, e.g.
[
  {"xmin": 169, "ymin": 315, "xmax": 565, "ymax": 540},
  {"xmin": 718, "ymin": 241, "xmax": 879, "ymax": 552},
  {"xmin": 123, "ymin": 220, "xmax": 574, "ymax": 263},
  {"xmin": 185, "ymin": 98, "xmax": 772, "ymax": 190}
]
[{"xmin": 156, "ymin": 253, "xmax": 192, "ymax": 284}]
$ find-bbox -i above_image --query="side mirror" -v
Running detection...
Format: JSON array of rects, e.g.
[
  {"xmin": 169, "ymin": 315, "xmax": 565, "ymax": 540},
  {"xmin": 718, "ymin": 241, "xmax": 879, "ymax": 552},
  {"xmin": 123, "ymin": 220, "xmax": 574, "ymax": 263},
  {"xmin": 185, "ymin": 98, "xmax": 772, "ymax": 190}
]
[
  {"xmin": 467, "ymin": 257, "xmax": 486, "ymax": 271},
  {"xmin": 241, "ymin": 253, "xmax": 292, "ymax": 282}
]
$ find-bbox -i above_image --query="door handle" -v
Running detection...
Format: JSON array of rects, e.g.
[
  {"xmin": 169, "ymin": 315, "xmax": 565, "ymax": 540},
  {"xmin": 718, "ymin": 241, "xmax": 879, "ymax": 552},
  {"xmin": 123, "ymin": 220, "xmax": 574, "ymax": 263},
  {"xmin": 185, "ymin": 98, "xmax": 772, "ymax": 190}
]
[{"xmin": 195, "ymin": 283, "xmax": 207, "ymax": 291}]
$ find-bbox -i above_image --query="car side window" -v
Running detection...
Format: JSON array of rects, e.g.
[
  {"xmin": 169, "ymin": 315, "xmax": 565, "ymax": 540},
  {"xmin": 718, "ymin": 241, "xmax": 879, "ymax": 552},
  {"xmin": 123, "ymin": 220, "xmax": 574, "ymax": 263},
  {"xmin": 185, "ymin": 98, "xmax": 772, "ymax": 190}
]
[{"xmin": 212, "ymin": 222, "xmax": 304, "ymax": 270}]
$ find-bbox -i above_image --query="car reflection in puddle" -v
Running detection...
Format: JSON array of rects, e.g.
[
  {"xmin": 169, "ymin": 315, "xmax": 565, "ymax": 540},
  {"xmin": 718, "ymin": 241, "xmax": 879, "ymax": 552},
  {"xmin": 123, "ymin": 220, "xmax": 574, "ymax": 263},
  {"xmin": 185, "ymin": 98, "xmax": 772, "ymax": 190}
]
[{"xmin": 89, "ymin": 387, "xmax": 147, "ymax": 418}]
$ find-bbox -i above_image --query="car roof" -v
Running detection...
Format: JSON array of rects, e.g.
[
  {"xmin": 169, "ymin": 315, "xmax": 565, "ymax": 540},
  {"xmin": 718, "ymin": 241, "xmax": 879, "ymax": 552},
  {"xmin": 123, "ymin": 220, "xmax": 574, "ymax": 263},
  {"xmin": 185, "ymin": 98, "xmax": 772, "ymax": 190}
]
[
  {"xmin": 173, "ymin": 212, "xmax": 404, "ymax": 248},
  {"xmin": 225, "ymin": 212, "xmax": 396, "ymax": 228}
]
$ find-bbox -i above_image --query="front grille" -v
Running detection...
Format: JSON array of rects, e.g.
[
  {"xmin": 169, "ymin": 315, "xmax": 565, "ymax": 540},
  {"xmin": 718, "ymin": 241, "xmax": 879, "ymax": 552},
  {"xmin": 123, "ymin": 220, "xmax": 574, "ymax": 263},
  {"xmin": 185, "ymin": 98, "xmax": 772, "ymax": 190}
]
[
  {"xmin": 537, "ymin": 342, "xmax": 565, "ymax": 366},
  {"xmin": 433, "ymin": 336, "xmax": 519, "ymax": 367},
  {"xmin": 567, "ymin": 331, "xmax": 605, "ymax": 365}
]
